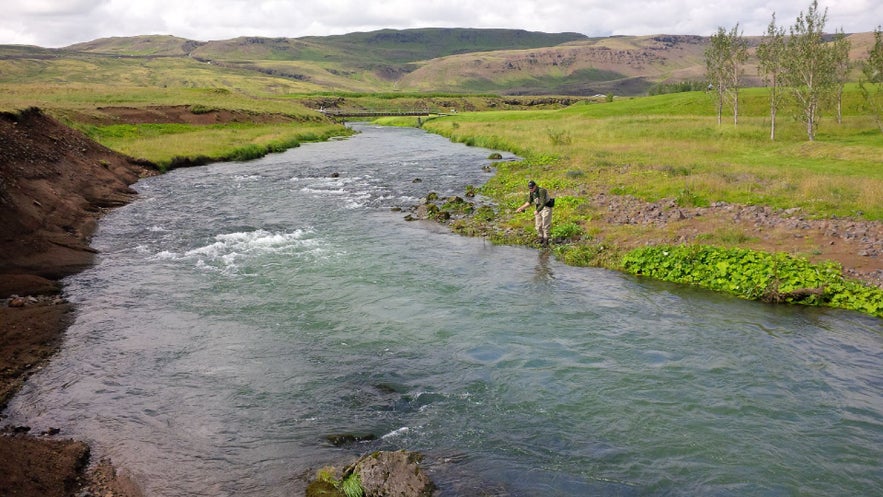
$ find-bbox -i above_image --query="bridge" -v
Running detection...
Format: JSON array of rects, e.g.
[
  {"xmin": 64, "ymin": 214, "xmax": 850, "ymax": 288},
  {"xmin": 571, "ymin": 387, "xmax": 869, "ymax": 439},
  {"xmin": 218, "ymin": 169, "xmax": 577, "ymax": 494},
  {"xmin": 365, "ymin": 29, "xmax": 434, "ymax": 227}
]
[{"xmin": 317, "ymin": 109, "xmax": 451, "ymax": 118}]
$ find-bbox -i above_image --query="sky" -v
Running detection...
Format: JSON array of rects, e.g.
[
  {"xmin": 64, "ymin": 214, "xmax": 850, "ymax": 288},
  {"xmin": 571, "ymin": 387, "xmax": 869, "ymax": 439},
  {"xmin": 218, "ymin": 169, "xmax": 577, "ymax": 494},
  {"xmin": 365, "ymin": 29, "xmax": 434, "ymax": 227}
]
[{"xmin": 3, "ymin": 0, "xmax": 881, "ymax": 48}]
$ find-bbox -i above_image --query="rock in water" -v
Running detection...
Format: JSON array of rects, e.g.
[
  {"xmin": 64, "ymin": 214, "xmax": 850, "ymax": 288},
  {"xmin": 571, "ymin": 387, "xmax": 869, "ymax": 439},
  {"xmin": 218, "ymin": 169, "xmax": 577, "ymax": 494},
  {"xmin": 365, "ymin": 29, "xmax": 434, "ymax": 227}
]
[
  {"xmin": 307, "ymin": 450, "xmax": 435, "ymax": 497},
  {"xmin": 352, "ymin": 451, "xmax": 435, "ymax": 497}
]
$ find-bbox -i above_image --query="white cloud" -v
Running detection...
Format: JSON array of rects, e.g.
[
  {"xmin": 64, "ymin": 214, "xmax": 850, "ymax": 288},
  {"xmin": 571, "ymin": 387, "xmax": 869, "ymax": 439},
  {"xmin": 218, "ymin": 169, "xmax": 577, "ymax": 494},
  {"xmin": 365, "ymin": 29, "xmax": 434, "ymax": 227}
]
[
  {"xmin": 11, "ymin": 0, "xmax": 108, "ymax": 16},
  {"xmin": 3, "ymin": 0, "xmax": 881, "ymax": 48}
]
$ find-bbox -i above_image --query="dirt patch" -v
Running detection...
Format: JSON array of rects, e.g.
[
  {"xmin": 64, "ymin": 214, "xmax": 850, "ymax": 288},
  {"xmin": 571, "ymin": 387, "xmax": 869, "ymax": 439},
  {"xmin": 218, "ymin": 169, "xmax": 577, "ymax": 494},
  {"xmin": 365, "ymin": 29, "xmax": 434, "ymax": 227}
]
[
  {"xmin": 0, "ymin": 107, "xmax": 155, "ymax": 279},
  {"xmin": 0, "ymin": 434, "xmax": 90, "ymax": 497},
  {"xmin": 0, "ymin": 297, "xmax": 72, "ymax": 407}
]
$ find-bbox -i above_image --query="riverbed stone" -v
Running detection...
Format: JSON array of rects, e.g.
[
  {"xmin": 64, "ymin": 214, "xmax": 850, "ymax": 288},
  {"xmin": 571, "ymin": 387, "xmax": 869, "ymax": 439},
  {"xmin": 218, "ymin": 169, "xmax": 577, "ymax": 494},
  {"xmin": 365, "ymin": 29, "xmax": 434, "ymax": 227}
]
[{"xmin": 351, "ymin": 450, "xmax": 435, "ymax": 497}]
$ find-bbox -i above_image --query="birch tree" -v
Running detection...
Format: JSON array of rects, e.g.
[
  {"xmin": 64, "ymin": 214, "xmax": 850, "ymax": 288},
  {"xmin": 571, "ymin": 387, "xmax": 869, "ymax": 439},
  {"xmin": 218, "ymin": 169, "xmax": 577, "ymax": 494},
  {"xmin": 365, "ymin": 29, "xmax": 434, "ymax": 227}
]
[
  {"xmin": 705, "ymin": 24, "xmax": 747, "ymax": 125},
  {"xmin": 757, "ymin": 13, "xmax": 786, "ymax": 140},
  {"xmin": 830, "ymin": 30, "xmax": 852, "ymax": 124},
  {"xmin": 782, "ymin": 0, "xmax": 836, "ymax": 141}
]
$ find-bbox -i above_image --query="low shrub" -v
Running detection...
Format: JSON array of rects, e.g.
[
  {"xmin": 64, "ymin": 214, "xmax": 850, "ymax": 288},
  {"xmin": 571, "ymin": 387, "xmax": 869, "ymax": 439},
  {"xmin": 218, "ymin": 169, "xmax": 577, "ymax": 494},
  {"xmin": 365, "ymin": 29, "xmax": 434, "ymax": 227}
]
[{"xmin": 620, "ymin": 245, "xmax": 883, "ymax": 317}]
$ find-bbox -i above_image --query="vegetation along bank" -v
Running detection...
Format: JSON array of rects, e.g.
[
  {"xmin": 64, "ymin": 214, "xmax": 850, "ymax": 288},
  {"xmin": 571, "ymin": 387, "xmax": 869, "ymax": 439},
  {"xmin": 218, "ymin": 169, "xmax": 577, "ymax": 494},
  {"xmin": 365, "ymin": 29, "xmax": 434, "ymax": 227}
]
[{"xmin": 386, "ymin": 84, "xmax": 883, "ymax": 318}]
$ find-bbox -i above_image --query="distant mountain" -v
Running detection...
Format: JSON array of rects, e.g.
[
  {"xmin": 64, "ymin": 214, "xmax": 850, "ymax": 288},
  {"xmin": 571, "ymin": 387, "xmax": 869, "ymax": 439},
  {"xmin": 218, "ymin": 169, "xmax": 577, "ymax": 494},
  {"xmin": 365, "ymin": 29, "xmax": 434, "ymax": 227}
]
[
  {"xmin": 1, "ymin": 28, "xmax": 876, "ymax": 96},
  {"xmin": 396, "ymin": 34, "xmax": 710, "ymax": 95},
  {"xmin": 66, "ymin": 34, "xmax": 205, "ymax": 56}
]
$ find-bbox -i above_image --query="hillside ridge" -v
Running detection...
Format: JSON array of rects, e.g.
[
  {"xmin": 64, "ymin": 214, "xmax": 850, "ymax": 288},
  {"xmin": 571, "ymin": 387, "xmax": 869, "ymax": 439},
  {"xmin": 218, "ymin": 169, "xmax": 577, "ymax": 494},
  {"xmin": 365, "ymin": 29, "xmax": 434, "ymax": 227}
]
[{"xmin": 1, "ymin": 28, "xmax": 877, "ymax": 96}]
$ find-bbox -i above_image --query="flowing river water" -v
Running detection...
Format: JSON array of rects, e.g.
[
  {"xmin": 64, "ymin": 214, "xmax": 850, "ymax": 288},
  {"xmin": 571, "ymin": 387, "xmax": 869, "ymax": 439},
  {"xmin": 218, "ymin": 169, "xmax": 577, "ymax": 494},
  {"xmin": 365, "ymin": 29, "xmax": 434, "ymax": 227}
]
[{"xmin": 5, "ymin": 124, "xmax": 883, "ymax": 497}]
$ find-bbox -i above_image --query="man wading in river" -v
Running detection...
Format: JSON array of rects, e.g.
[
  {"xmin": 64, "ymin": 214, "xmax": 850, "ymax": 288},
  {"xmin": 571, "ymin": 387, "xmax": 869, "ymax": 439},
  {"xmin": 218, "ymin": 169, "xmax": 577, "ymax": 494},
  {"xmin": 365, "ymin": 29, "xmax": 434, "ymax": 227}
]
[{"xmin": 516, "ymin": 180, "xmax": 554, "ymax": 247}]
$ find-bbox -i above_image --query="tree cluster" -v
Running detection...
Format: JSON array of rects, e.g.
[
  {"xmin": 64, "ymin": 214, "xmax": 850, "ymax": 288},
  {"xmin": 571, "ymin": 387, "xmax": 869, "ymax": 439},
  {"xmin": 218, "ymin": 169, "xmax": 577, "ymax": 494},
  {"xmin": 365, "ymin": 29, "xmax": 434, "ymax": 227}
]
[{"xmin": 706, "ymin": 0, "xmax": 883, "ymax": 140}]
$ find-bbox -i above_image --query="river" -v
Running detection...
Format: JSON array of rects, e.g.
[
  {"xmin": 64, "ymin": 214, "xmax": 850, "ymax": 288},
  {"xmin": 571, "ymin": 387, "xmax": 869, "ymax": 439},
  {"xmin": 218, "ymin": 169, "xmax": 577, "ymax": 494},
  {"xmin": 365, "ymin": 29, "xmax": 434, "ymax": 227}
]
[{"xmin": 5, "ymin": 124, "xmax": 883, "ymax": 496}]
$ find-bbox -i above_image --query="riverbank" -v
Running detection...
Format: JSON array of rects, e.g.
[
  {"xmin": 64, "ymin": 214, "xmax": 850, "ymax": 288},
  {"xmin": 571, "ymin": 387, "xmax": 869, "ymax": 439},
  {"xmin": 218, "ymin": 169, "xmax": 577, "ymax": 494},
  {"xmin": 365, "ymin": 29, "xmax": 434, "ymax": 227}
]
[
  {"xmin": 406, "ymin": 105, "xmax": 883, "ymax": 316},
  {"xmin": 0, "ymin": 107, "xmax": 156, "ymax": 497}
]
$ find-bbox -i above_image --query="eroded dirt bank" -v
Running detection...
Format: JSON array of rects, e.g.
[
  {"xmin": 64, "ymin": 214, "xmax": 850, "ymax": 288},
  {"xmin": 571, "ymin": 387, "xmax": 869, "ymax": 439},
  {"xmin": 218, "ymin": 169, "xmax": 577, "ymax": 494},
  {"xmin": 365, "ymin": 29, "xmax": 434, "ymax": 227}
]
[{"xmin": 1, "ymin": 107, "xmax": 155, "ymax": 497}]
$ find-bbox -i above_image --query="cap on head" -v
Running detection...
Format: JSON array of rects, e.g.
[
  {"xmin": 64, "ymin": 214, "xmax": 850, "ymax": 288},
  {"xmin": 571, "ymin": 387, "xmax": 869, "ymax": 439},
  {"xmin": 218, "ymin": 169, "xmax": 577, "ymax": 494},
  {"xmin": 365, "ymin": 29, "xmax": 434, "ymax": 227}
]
[{"xmin": 528, "ymin": 180, "xmax": 536, "ymax": 188}]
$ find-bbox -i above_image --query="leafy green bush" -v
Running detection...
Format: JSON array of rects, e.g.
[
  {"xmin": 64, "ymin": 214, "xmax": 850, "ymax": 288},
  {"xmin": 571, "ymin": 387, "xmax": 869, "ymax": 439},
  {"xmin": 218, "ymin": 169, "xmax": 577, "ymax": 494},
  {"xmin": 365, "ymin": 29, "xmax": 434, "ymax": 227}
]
[{"xmin": 620, "ymin": 245, "xmax": 883, "ymax": 317}]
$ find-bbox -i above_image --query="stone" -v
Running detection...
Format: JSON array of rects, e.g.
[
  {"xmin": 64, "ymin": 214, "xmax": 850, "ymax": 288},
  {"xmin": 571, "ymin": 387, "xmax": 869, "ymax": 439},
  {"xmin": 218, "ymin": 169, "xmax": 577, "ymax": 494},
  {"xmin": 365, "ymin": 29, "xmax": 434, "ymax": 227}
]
[
  {"xmin": 323, "ymin": 433, "xmax": 377, "ymax": 447},
  {"xmin": 351, "ymin": 451, "xmax": 435, "ymax": 497}
]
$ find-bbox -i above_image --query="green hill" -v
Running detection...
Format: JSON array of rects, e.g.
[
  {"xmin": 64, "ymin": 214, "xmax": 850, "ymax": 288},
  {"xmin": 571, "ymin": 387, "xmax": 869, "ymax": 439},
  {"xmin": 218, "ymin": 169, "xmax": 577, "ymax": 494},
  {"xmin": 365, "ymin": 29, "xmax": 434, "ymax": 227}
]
[
  {"xmin": 0, "ymin": 28, "xmax": 877, "ymax": 96},
  {"xmin": 396, "ymin": 34, "xmax": 709, "ymax": 95},
  {"xmin": 67, "ymin": 34, "xmax": 204, "ymax": 56}
]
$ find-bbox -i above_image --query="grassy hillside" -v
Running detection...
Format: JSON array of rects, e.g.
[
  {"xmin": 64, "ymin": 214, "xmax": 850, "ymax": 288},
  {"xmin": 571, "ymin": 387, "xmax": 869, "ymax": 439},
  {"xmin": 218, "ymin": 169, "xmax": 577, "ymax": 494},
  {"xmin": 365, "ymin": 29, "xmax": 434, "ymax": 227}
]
[
  {"xmin": 299, "ymin": 28, "xmax": 587, "ymax": 64},
  {"xmin": 397, "ymin": 35, "xmax": 708, "ymax": 94},
  {"xmin": 2, "ymin": 29, "xmax": 877, "ymax": 96},
  {"xmin": 190, "ymin": 29, "xmax": 585, "ymax": 63},
  {"xmin": 66, "ymin": 35, "xmax": 202, "ymax": 56},
  {"xmin": 0, "ymin": 56, "xmax": 323, "ymax": 93}
]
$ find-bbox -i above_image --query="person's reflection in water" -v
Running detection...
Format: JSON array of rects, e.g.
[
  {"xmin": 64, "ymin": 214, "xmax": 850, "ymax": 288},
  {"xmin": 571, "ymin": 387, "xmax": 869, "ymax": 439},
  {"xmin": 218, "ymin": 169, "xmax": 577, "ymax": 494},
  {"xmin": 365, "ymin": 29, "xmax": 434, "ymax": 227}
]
[{"xmin": 533, "ymin": 250, "xmax": 554, "ymax": 283}]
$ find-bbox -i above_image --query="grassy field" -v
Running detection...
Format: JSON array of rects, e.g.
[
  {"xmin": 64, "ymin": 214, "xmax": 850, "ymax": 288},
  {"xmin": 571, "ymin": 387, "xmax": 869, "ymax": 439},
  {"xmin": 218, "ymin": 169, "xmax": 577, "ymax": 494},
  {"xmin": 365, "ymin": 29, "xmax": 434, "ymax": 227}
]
[
  {"xmin": 411, "ymin": 87, "xmax": 883, "ymax": 220},
  {"xmin": 0, "ymin": 78, "xmax": 354, "ymax": 170},
  {"xmin": 83, "ymin": 121, "xmax": 350, "ymax": 169}
]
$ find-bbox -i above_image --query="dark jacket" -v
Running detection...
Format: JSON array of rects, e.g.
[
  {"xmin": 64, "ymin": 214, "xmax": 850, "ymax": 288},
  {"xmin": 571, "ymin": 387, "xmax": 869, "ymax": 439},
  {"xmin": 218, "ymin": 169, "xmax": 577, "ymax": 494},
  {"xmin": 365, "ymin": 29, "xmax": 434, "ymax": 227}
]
[{"xmin": 529, "ymin": 187, "xmax": 551, "ymax": 212}]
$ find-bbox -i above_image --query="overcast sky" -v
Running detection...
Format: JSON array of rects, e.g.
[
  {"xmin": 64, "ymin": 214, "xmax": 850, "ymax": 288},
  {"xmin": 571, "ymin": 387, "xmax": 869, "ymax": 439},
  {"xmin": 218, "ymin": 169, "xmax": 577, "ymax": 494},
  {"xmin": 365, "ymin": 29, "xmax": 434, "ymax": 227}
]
[{"xmin": 4, "ymin": 0, "xmax": 881, "ymax": 48}]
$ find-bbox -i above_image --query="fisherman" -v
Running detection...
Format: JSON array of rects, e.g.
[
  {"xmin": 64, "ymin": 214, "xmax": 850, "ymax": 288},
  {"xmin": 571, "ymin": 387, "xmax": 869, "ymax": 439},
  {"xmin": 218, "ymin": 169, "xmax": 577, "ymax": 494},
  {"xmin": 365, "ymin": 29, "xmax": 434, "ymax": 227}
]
[{"xmin": 515, "ymin": 180, "xmax": 553, "ymax": 246}]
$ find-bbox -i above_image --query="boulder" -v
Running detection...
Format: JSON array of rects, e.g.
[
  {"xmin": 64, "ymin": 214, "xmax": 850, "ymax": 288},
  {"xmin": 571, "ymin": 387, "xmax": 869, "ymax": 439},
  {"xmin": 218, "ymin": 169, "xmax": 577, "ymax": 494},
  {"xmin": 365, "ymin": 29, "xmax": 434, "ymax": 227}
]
[
  {"xmin": 307, "ymin": 450, "xmax": 435, "ymax": 497},
  {"xmin": 351, "ymin": 451, "xmax": 435, "ymax": 497}
]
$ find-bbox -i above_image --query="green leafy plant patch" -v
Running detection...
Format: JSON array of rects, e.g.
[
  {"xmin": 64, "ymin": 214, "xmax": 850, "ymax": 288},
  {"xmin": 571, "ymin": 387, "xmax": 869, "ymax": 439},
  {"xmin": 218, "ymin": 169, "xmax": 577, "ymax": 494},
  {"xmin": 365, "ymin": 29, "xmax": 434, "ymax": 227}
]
[{"xmin": 621, "ymin": 245, "xmax": 883, "ymax": 317}]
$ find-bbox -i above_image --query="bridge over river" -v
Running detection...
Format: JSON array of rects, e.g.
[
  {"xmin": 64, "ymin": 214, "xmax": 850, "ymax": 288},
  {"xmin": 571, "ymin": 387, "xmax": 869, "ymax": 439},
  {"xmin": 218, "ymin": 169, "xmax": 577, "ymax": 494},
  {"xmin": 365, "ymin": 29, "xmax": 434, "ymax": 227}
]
[{"xmin": 318, "ymin": 109, "xmax": 452, "ymax": 118}]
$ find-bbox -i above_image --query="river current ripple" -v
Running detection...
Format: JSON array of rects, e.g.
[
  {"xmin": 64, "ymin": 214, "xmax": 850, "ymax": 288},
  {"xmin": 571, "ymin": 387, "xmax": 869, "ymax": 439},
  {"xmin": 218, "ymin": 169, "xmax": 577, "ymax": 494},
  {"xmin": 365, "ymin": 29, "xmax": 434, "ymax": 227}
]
[{"xmin": 5, "ymin": 124, "xmax": 883, "ymax": 497}]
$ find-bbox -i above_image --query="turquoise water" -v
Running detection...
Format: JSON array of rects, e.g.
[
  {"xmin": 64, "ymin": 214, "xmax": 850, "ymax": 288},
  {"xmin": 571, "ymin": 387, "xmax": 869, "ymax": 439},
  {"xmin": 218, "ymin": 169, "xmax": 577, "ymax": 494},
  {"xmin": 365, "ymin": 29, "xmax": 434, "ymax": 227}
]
[{"xmin": 5, "ymin": 124, "xmax": 883, "ymax": 497}]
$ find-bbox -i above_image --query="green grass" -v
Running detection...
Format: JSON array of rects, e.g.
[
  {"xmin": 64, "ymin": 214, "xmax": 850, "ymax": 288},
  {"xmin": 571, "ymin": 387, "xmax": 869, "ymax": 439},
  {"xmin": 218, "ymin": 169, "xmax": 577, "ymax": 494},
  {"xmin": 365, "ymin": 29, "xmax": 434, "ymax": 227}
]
[
  {"xmin": 83, "ymin": 121, "xmax": 349, "ymax": 169},
  {"xmin": 0, "ymin": 63, "xmax": 354, "ymax": 170},
  {"xmin": 0, "ymin": 83, "xmax": 320, "ymax": 117},
  {"xmin": 0, "ymin": 57, "xmax": 322, "ymax": 95},
  {"xmin": 419, "ymin": 87, "xmax": 883, "ymax": 220}
]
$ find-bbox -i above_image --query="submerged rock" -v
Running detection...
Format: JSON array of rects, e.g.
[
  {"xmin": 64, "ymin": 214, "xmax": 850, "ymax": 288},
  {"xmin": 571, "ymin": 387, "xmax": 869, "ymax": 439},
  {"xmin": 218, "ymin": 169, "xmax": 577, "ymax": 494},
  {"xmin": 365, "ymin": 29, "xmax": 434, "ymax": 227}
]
[
  {"xmin": 323, "ymin": 433, "xmax": 377, "ymax": 447},
  {"xmin": 353, "ymin": 451, "xmax": 435, "ymax": 497}
]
